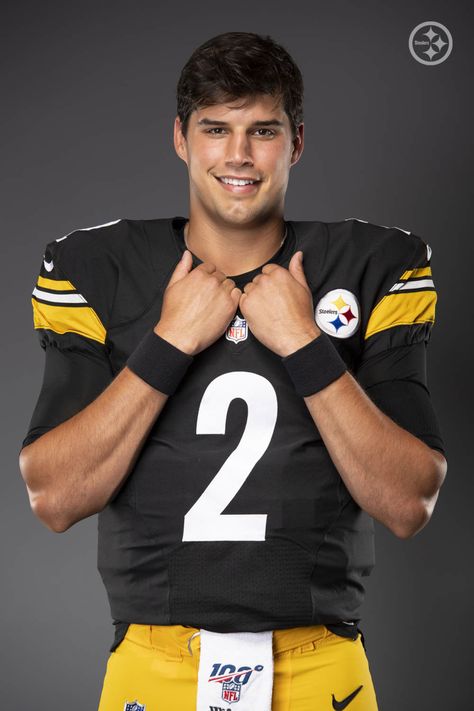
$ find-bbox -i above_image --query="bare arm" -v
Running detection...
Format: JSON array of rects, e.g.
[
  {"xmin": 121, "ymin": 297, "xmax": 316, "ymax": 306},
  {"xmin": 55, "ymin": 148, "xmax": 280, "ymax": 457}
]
[
  {"xmin": 19, "ymin": 251, "xmax": 241, "ymax": 532},
  {"xmin": 302, "ymin": 370, "xmax": 447, "ymax": 539},
  {"xmin": 19, "ymin": 367, "xmax": 169, "ymax": 532}
]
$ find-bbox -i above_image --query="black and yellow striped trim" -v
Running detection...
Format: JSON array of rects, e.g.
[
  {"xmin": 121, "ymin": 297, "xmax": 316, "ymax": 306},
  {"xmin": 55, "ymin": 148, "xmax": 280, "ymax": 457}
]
[
  {"xmin": 365, "ymin": 268, "xmax": 436, "ymax": 339},
  {"xmin": 32, "ymin": 276, "xmax": 106, "ymax": 344}
]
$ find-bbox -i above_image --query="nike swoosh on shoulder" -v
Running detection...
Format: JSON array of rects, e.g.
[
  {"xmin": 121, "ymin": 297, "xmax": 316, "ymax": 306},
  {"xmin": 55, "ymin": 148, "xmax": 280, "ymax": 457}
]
[{"xmin": 332, "ymin": 684, "xmax": 363, "ymax": 710}]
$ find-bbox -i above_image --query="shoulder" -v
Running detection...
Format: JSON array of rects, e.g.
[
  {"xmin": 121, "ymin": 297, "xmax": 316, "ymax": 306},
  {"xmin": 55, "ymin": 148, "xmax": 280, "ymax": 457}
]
[
  {"xmin": 45, "ymin": 217, "xmax": 147, "ymax": 273},
  {"xmin": 40, "ymin": 217, "xmax": 174, "ymax": 326},
  {"xmin": 329, "ymin": 217, "xmax": 430, "ymax": 267},
  {"xmin": 338, "ymin": 220, "xmax": 436, "ymax": 348},
  {"xmin": 292, "ymin": 216, "xmax": 430, "ymax": 267},
  {"xmin": 292, "ymin": 217, "xmax": 432, "ymax": 306}
]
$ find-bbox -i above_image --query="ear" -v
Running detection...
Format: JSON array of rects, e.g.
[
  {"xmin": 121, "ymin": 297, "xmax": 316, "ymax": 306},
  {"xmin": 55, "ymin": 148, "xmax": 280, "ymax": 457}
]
[
  {"xmin": 174, "ymin": 116, "xmax": 188, "ymax": 165},
  {"xmin": 290, "ymin": 123, "xmax": 304, "ymax": 166}
]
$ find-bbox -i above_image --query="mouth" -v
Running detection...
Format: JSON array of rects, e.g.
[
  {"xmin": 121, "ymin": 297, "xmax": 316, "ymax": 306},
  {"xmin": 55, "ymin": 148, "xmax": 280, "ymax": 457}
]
[{"xmin": 214, "ymin": 175, "xmax": 261, "ymax": 194}]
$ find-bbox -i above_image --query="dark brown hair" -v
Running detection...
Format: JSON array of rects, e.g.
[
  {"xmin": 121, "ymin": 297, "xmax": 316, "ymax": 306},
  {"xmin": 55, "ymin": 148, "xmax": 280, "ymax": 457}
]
[{"xmin": 176, "ymin": 32, "xmax": 304, "ymax": 140}]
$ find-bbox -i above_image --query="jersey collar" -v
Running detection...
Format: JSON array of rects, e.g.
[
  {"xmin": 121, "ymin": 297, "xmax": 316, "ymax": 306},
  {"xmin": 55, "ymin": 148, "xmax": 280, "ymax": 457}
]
[{"xmin": 171, "ymin": 216, "xmax": 296, "ymax": 289}]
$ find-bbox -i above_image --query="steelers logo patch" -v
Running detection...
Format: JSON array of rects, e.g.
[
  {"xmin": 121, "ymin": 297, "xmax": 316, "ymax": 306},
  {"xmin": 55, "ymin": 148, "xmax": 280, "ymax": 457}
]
[{"xmin": 315, "ymin": 289, "xmax": 360, "ymax": 339}]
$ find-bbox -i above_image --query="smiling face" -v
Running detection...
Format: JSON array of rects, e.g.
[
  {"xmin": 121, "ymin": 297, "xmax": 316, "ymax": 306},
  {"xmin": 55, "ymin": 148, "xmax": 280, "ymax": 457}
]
[{"xmin": 174, "ymin": 94, "xmax": 304, "ymax": 230}]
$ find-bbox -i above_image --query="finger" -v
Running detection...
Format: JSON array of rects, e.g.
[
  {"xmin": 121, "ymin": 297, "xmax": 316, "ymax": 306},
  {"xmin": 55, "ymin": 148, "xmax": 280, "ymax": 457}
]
[
  {"xmin": 196, "ymin": 261, "xmax": 218, "ymax": 274},
  {"xmin": 261, "ymin": 263, "xmax": 280, "ymax": 275},
  {"xmin": 167, "ymin": 250, "xmax": 193, "ymax": 287},
  {"xmin": 222, "ymin": 277, "xmax": 237, "ymax": 292},
  {"xmin": 212, "ymin": 269, "xmax": 229, "ymax": 283},
  {"xmin": 197, "ymin": 263, "xmax": 229, "ymax": 283},
  {"xmin": 230, "ymin": 286, "xmax": 242, "ymax": 306},
  {"xmin": 288, "ymin": 251, "xmax": 309, "ymax": 288},
  {"xmin": 243, "ymin": 282, "xmax": 256, "ymax": 294}
]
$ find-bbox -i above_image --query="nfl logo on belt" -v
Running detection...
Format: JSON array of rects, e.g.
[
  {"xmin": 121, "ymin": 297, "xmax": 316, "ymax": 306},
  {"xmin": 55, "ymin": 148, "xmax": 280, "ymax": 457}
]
[
  {"xmin": 222, "ymin": 680, "xmax": 241, "ymax": 703},
  {"xmin": 226, "ymin": 316, "xmax": 248, "ymax": 343},
  {"xmin": 124, "ymin": 702, "xmax": 145, "ymax": 711}
]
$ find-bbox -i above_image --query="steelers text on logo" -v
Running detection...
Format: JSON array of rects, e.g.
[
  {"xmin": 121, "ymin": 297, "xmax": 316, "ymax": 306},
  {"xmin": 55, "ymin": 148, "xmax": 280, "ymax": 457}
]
[{"xmin": 315, "ymin": 289, "xmax": 360, "ymax": 339}]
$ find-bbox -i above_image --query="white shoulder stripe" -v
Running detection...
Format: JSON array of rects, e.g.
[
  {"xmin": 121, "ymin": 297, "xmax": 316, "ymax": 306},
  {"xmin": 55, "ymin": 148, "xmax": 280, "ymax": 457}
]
[
  {"xmin": 389, "ymin": 279, "xmax": 435, "ymax": 292},
  {"xmin": 32, "ymin": 287, "xmax": 88, "ymax": 304},
  {"xmin": 56, "ymin": 218, "xmax": 122, "ymax": 242},
  {"xmin": 344, "ymin": 217, "xmax": 411, "ymax": 235}
]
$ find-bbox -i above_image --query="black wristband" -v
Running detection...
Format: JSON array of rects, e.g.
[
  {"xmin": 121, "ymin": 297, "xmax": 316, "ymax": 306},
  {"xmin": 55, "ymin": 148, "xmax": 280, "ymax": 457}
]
[
  {"xmin": 282, "ymin": 332, "xmax": 347, "ymax": 397},
  {"xmin": 127, "ymin": 330, "xmax": 194, "ymax": 395}
]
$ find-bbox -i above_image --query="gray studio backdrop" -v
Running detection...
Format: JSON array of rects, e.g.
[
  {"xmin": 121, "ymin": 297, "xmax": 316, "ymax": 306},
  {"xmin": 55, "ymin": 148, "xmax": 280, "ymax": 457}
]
[{"xmin": 2, "ymin": 1, "xmax": 472, "ymax": 709}]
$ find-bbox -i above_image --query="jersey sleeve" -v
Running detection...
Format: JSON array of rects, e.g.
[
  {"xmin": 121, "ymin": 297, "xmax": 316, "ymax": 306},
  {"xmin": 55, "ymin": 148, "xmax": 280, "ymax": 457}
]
[
  {"xmin": 355, "ymin": 225, "xmax": 445, "ymax": 455},
  {"xmin": 21, "ymin": 235, "xmax": 115, "ymax": 450}
]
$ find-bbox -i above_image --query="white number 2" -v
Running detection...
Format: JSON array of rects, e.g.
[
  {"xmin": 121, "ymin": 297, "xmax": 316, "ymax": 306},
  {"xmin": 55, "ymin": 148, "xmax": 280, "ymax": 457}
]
[{"xmin": 182, "ymin": 371, "xmax": 278, "ymax": 542}]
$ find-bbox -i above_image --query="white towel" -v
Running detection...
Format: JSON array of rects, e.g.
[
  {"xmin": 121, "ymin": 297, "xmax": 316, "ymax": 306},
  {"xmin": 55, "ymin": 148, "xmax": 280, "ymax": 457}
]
[{"xmin": 196, "ymin": 629, "xmax": 274, "ymax": 710}]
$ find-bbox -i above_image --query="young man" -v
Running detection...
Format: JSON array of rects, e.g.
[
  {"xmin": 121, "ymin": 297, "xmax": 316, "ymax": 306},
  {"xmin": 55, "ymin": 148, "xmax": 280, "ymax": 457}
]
[{"xmin": 20, "ymin": 32, "xmax": 446, "ymax": 711}]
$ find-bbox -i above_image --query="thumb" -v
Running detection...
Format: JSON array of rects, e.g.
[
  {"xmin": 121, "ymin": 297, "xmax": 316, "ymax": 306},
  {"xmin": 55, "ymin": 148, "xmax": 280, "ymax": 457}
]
[
  {"xmin": 167, "ymin": 250, "xmax": 193, "ymax": 287},
  {"xmin": 288, "ymin": 251, "xmax": 308, "ymax": 288}
]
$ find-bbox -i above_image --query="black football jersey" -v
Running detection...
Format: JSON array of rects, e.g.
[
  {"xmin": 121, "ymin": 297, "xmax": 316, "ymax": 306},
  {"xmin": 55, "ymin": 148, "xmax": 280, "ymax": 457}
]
[{"xmin": 23, "ymin": 215, "xmax": 444, "ymax": 645}]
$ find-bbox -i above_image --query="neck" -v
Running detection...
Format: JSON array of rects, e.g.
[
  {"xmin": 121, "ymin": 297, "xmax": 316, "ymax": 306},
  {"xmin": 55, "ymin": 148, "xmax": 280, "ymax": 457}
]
[{"xmin": 183, "ymin": 217, "xmax": 287, "ymax": 277}]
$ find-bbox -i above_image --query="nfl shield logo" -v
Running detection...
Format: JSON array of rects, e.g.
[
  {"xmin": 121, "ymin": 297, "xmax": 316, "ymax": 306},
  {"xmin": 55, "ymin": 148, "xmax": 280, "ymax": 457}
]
[
  {"xmin": 226, "ymin": 316, "xmax": 248, "ymax": 343},
  {"xmin": 124, "ymin": 702, "xmax": 146, "ymax": 711},
  {"xmin": 222, "ymin": 680, "xmax": 242, "ymax": 703}
]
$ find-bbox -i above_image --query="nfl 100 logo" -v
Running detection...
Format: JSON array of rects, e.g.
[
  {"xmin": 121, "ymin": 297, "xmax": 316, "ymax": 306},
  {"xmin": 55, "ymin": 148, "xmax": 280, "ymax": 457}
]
[
  {"xmin": 222, "ymin": 679, "xmax": 241, "ymax": 703},
  {"xmin": 209, "ymin": 661, "xmax": 264, "ymax": 704},
  {"xmin": 124, "ymin": 702, "xmax": 145, "ymax": 711},
  {"xmin": 226, "ymin": 315, "xmax": 248, "ymax": 343}
]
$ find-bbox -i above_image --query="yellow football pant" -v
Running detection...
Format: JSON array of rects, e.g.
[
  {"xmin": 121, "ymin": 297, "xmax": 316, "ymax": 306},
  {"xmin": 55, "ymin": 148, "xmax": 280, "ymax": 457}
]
[{"xmin": 98, "ymin": 623, "xmax": 378, "ymax": 710}]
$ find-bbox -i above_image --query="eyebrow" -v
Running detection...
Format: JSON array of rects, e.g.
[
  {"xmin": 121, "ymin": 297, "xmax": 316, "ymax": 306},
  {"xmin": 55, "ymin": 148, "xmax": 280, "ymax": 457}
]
[{"xmin": 196, "ymin": 118, "xmax": 285, "ymax": 128}]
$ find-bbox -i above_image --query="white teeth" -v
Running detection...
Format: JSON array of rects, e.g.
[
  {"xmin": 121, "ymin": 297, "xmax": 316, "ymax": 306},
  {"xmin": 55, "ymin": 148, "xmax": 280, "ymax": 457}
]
[{"xmin": 220, "ymin": 177, "xmax": 256, "ymax": 186}]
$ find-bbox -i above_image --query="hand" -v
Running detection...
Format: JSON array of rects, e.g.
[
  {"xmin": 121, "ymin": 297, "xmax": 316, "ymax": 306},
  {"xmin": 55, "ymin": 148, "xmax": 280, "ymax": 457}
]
[
  {"xmin": 154, "ymin": 251, "xmax": 242, "ymax": 355},
  {"xmin": 239, "ymin": 251, "xmax": 320, "ymax": 357}
]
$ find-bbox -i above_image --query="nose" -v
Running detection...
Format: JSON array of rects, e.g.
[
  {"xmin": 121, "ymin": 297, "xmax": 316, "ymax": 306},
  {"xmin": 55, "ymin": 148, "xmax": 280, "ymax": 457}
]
[{"xmin": 225, "ymin": 131, "xmax": 254, "ymax": 168}]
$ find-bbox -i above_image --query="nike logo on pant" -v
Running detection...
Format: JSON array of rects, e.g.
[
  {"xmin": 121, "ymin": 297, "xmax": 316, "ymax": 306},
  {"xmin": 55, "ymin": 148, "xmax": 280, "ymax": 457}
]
[{"xmin": 332, "ymin": 684, "xmax": 363, "ymax": 709}]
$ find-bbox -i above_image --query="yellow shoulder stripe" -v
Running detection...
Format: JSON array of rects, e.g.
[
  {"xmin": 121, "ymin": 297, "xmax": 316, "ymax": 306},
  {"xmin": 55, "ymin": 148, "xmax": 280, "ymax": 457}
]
[
  {"xmin": 37, "ymin": 276, "xmax": 76, "ymax": 291},
  {"xmin": 365, "ymin": 290, "xmax": 436, "ymax": 340},
  {"xmin": 33, "ymin": 273, "xmax": 106, "ymax": 344},
  {"xmin": 32, "ymin": 299, "xmax": 106, "ymax": 344}
]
